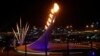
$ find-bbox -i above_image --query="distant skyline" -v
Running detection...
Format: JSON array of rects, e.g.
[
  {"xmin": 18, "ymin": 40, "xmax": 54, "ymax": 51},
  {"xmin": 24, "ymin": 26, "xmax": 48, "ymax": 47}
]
[{"xmin": 0, "ymin": 0, "xmax": 99, "ymax": 31}]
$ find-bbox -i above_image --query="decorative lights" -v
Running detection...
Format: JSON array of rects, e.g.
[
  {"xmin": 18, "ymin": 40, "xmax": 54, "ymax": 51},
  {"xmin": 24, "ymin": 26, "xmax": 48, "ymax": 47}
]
[{"xmin": 45, "ymin": 3, "xmax": 59, "ymax": 30}]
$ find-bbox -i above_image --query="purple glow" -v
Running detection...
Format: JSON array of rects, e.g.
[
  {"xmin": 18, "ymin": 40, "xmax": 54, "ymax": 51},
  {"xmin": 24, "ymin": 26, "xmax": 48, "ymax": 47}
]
[
  {"xmin": 27, "ymin": 3, "xmax": 58, "ymax": 51},
  {"xmin": 88, "ymin": 50, "xmax": 95, "ymax": 56},
  {"xmin": 28, "ymin": 25, "xmax": 53, "ymax": 51},
  {"xmin": 92, "ymin": 51, "xmax": 95, "ymax": 56}
]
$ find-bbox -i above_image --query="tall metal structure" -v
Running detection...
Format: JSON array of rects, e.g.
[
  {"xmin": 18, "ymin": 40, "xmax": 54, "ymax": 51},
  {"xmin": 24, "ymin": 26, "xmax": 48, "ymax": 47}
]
[{"xmin": 27, "ymin": 3, "xmax": 59, "ymax": 51}]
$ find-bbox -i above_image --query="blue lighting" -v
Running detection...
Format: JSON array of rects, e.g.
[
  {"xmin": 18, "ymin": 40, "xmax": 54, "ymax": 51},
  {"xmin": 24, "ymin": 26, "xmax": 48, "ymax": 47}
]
[
  {"xmin": 28, "ymin": 25, "xmax": 52, "ymax": 51},
  {"xmin": 88, "ymin": 50, "xmax": 95, "ymax": 56},
  {"xmin": 92, "ymin": 51, "xmax": 95, "ymax": 56},
  {"xmin": 27, "ymin": 3, "xmax": 57, "ymax": 52}
]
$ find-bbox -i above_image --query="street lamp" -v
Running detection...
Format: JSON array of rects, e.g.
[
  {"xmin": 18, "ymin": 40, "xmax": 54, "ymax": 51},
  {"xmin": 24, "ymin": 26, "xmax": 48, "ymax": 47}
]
[
  {"xmin": 66, "ymin": 26, "xmax": 69, "ymax": 29},
  {"xmin": 86, "ymin": 25, "xmax": 89, "ymax": 28},
  {"xmin": 70, "ymin": 25, "xmax": 72, "ymax": 28},
  {"xmin": 91, "ymin": 24, "xmax": 94, "ymax": 28}
]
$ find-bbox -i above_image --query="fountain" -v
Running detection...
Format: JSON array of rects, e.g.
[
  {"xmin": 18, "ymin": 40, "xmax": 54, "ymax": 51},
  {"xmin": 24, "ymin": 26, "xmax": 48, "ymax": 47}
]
[{"xmin": 13, "ymin": 18, "xmax": 29, "ymax": 46}]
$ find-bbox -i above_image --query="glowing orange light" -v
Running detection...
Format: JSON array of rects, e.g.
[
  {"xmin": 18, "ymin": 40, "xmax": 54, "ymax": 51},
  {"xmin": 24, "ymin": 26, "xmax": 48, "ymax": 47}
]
[
  {"xmin": 51, "ymin": 9, "xmax": 54, "ymax": 14},
  {"xmin": 45, "ymin": 25, "xmax": 47, "ymax": 30},
  {"xmin": 45, "ymin": 3, "xmax": 59, "ymax": 30},
  {"xmin": 47, "ymin": 21, "xmax": 50, "ymax": 26},
  {"xmin": 48, "ymin": 18, "xmax": 51, "ymax": 23},
  {"xmin": 53, "ymin": 3, "xmax": 59, "ymax": 13},
  {"xmin": 51, "ymin": 3, "xmax": 59, "ymax": 14},
  {"xmin": 49, "ymin": 14, "xmax": 53, "ymax": 18}
]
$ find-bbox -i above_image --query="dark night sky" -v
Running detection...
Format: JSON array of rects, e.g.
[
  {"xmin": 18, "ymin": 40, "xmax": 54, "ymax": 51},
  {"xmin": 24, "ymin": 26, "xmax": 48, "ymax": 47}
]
[{"xmin": 0, "ymin": 0, "xmax": 99, "ymax": 31}]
